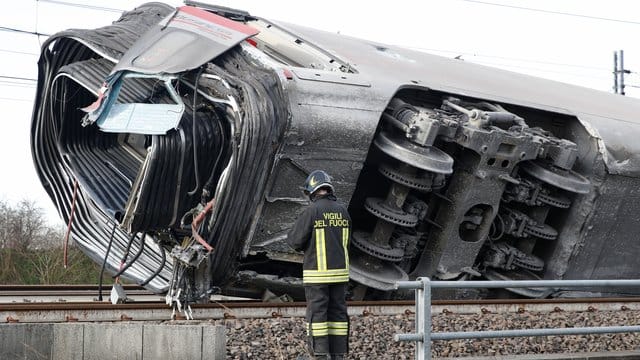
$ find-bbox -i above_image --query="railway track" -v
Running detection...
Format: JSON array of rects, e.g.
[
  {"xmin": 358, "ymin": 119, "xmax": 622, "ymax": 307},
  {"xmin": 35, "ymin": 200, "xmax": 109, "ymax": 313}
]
[
  {"xmin": 0, "ymin": 284, "xmax": 160, "ymax": 303},
  {"xmin": 3, "ymin": 285, "xmax": 640, "ymax": 323}
]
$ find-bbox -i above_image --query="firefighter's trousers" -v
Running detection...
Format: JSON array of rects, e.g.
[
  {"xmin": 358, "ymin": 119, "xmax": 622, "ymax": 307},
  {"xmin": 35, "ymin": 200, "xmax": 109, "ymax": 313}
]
[{"xmin": 304, "ymin": 283, "xmax": 349, "ymax": 356}]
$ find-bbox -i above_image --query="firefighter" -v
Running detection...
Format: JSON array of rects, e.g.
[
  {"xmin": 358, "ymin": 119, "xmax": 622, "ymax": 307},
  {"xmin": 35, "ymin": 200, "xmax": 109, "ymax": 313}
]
[{"xmin": 287, "ymin": 170, "xmax": 351, "ymax": 360}]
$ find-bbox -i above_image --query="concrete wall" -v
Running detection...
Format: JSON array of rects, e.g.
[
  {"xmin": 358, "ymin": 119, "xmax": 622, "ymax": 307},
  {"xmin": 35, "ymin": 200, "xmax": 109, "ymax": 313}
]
[{"xmin": 0, "ymin": 322, "xmax": 225, "ymax": 360}]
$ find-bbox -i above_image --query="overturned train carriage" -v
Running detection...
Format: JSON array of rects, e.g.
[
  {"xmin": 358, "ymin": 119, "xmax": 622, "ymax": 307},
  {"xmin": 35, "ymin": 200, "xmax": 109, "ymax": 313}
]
[{"xmin": 31, "ymin": 2, "xmax": 640, "ymax": 302}]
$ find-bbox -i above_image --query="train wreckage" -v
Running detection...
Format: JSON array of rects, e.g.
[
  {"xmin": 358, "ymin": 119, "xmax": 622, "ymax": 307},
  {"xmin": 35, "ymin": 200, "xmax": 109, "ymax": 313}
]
[{"xmin": 31, "ymin": 2, "xmax": 640, "ymax": 307}]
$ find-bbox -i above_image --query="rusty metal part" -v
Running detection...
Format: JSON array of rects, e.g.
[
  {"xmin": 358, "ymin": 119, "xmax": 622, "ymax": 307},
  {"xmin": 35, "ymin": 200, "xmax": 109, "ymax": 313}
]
[
  {"xmin": 0, "ymin": 285, "xmax": 158, "ymax": 304},
  {"xmin": 2, "ymin": 297, "xmax": 640, "ymax": 323}
]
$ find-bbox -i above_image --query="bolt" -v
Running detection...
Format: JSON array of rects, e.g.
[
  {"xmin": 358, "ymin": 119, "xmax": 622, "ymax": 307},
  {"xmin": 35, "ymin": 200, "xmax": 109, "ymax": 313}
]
[
  {"xmin": 621, "ymin": 306, "xmax": 629, "ymax": 311},
  {"xmin": 6, "ymin": 316, "xmax": 19, "ymax": 323},
  {"xmin": 442, "ymin": 308, "xmax": 453, "ymax": 315},
  {"xmin": 362, "ymin": 310, "xmax": 372, "ymax": 316},
  {"xmin": 587, "ymin": 306, "xmax": 597, "ymax": 312},
  {"xmin": 404, "ymin": 309, "xmax": 415, "ymax": 316},
  {"xmin": 65, "ymin": 315, "xmax": 78, "ymax": 322},
  {"xmin": 120, "ymin": 314, "xmax": 132, "ymax": 321},
  {"xmin": 271, "ymin": 311, "xmax": 283, "ymax": 318},
  {"xmin": 517, "ymin": 307, "xmax": 526, "ymax": 314},
  {"xmin": 552, "ymin": 307, "xmax": 564, "ymax": 313},
  {"xmin": 480, "ymin": 308, "xmax": 491, "ymax": 314}
]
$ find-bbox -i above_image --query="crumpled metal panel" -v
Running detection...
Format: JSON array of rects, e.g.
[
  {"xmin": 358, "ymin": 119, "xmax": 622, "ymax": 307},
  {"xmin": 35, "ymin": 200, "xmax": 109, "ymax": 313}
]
[
  {"xmin": 31, "ymin": 2, "xmax": 286, "ymax": 295},
  {"xmin": 81, "ymin": 6, "xmax": 259, "ymax": 135},
  {"xmin": 112, "ymin": 6, "xmax": 259, "ymax": 75},
  {"xmin": 31, "ymin": 4, "xmax": 179, "ymax": 293}
]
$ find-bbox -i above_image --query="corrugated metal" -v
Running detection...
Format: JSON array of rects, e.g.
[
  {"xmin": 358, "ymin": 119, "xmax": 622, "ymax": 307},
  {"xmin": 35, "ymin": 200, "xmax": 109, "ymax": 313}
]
[{"xmin": 31, "ymin": 4, "xmax": 178, "ymax": 292}]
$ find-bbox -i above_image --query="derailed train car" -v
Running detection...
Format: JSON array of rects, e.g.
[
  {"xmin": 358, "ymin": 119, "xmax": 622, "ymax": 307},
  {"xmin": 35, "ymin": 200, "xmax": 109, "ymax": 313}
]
[{"xmin": 31, "ymin": 2, "xmax": 640, "ymax": 306}]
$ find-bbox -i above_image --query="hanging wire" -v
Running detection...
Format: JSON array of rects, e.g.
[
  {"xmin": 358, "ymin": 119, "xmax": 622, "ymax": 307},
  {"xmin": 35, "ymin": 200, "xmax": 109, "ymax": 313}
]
[{"xmin": 98, "ymin": 222, "xmax": 118, "ymax": 301}]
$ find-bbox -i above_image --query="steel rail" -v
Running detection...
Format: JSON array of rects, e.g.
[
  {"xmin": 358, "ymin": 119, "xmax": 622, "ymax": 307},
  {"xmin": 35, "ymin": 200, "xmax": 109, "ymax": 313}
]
[
  {"xmin": 5, "ymin": 284, "xmax": 640, "ymax": 303},
  {"xmin": 3, "ymin": 297, "xmax": 640, "ymax": 323}
]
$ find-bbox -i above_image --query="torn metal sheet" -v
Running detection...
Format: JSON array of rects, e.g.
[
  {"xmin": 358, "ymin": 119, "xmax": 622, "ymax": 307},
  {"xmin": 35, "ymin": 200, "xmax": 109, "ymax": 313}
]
[
  {"xmin": 82, "ymin": 5, "xmax": 259, "ymax": 134},
  {"xmin": 94, "ymin": 73, "xmax": 185, "ymax": 135},
  {"xmin": 114, "ymin": 6, "xmax": 259, "ymax": 75}
]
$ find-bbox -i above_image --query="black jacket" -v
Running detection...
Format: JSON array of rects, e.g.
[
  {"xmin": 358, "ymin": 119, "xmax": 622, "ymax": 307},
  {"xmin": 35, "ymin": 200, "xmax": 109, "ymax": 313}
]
[{"xmin": 287, "ymin": 194, "xmax": 351, "ymax": 284}]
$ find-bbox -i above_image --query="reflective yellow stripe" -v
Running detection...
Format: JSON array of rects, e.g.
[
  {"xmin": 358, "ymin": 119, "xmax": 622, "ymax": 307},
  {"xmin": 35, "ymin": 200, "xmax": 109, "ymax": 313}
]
[
  {"xmin": 342, "ymin": 227, "xmax": 349, "ymax": 267},
  {"xmin": 328, "ymin": 321, "xmax": 349, "ymax": 336},
  {"xmin": 307, "ymin": 322, "xmax": 329, "ymax": 337},
  {"xmin": 315, "ymin": 228, "xmax": 327, "ymax": 271},
  {"xmin": 327, "ymin": 321, "xmax": 348, "ymax": 328},
  {"xmin": 328, "ymin": 329, "xmax": 349, "ymax": 335},
  {"xmin": 303, "ymin": 274, "xmax": 350, "ymax": 284},
  {"xmin": 303, "ymin": 268, "xmax": 349, "ymax": 284},
  {"xmin": 304, "ymin": 268, "xmax": 349, "ymax": 275}
]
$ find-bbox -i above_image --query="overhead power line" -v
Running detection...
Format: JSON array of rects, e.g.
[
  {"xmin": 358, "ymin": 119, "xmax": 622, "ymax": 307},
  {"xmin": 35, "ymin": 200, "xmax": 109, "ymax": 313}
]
[
  {"xmin": 456, "ymin": 0, "xmax": 640, "ymax": 25},
  {"xmin": 0, "ymin": 26, "xmax": 50, "ymax": 37},
  {"xmin": 37, "ymin": 0, "xmax": 125, "ymax": 14},
  {"xmin": 0, "ymin": 75, "xmax": 37, "ymax": 82},
  {"xmin": 0, "ymin": 81, "xmax": 37, "ymax": 89},
  {"xmin": 0, "ymin": 48, "xmax": 39, "ymax": 56}
]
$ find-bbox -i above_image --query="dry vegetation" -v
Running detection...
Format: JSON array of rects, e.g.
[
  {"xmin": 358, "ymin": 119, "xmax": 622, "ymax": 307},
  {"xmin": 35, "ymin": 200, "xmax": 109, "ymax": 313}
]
[{"xmin": 0, "ymin": 199, "xmax": 100, "ymax": 284}]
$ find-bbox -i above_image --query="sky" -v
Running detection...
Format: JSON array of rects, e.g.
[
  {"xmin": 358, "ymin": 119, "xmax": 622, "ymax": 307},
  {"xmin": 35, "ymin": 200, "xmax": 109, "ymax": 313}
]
[{"xmin": 2, "ymin": 0, "xmax": 640, "ymax": 225}]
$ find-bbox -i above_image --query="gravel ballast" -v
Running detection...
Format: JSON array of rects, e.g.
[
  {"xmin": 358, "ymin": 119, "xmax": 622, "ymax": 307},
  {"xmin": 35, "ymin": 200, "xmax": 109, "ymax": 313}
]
[{"xmin": 212, "ymin": 310, "xmax": 640, "ymax": 359}]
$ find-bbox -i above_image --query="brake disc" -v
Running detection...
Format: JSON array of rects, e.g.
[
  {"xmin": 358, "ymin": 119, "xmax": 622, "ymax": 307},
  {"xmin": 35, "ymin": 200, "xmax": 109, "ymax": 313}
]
[
  {"xmin": 351, "ymin": 231, "xmax": 405, "ymax": 262},
  {"xmin": 378, "ymin": 163, "xmax": 434, "ymax": 192},
  {"xmin": 365, "ymin": 197, "xmax": 418, "ymax": 227},
  {"xmin": 537, "ymin": 192, "xmax": 572, "ymax": 208},
  {"xmin": 524, "ymin": 222, "xmax": 558, "ymax": 241}
]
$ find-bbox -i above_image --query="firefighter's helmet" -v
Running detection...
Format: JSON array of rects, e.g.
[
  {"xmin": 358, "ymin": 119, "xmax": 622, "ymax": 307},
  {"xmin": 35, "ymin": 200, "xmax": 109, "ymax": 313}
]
[{"xmin": 303, "ymin": 170, "xmax": 334, "ymax": 196}]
